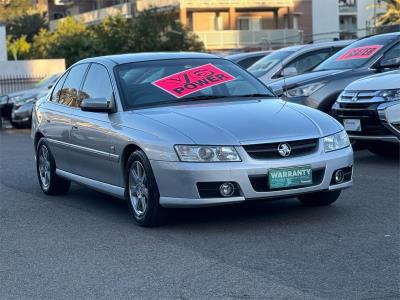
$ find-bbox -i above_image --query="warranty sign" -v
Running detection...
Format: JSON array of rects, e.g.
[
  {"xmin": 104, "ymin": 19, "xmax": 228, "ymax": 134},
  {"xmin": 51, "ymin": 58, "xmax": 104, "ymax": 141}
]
[
  {"xmin": 152, "ymin": 64, "xmax": 235, "ymax": 98},
  {"xmin": 336, "ymin": 45, "xmax": 383, "ymax": 61}
]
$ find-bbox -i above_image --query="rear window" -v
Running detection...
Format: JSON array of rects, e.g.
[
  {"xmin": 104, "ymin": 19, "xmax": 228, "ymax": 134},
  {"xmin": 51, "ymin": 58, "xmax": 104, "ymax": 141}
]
[{"xmin": 314, "ymin": 36, "xmax": 395, "ymax": 71}]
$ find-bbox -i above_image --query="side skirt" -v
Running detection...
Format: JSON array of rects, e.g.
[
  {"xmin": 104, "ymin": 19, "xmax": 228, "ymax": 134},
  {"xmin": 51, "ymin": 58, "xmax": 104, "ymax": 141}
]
[{"xmin": 56, "ymin": 169, "xmax": 125, "ymax": 199}]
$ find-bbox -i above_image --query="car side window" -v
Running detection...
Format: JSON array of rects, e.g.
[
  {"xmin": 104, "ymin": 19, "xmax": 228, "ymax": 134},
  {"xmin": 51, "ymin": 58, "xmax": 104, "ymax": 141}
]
[
  {"xmin": 79, "ymin": 63, "xmax": 114, "ymax": 107},
  {"xmin": 58, "ymin": 64, "xmax": 89, "ymax": 107},
  {"xmin": 50, "ymin": 71, "xmax": 69, "ymax": 102},
  {"xmin": 284, "ymin": 48, "xmax": 332, "ymax": 75},
  {"xmin": 380, "ymin": 42, "xmax": 400, "ymax": 65}
]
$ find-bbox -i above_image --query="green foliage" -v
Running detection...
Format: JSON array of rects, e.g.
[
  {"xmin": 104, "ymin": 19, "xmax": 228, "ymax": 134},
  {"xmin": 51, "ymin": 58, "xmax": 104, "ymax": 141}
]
[
  {"xmin": 131, "ymin": 9, "xmax": 204, "ymax": 52},
  {"xmin": 0, "ymin": 0, "xmax": 33, "ymax": 22},
  {"xmin": 31, "ymin": 17, "xmax": 96, "ymax": 66},
  {"xmin": 92, "ymin": 14, "xmax": 135, "ymax": 55},
  {"xmin": 7, "ymin": 12, "xmax": 47, "ymax": 42},
  {"xmin": 17, "ymin": 9, "xmax": 205, "ymax": 65},
  {"xmin": 7, "ymin": 35, "xmax": 30, "ymax": 60},
  {"xmin": 377, "ymin": 0, "xmax": 400, "ymax": 26}
]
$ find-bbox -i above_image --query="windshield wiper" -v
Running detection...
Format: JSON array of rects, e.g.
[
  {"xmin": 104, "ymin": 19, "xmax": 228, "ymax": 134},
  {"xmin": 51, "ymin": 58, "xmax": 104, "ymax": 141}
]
[
  {"xmin": 236, "ymin": 93, "xmax": 274, "ymax": 98},
  {"xmin": 180, "ymin": 95, "xmax": 230, "ymax": 102}
]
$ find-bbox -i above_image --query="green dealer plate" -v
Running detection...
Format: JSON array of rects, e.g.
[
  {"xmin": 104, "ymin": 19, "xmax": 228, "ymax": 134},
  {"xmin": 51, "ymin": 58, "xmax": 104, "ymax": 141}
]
[{"xmin": 268, "ymin": 165, "xmax": 313, "ymax": 190}]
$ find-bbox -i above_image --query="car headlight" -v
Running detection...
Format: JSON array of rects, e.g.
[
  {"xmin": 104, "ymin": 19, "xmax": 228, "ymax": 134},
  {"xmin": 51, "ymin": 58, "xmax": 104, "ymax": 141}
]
[
  {"xmin": 285, "ymin": 83, "xmax": 326, "ymax": 98},
  {"xmin": 174, "ymin": 145, "xmax": 241, "ymax": 162},
  {"xmin": 324, "ymin": 131, "xmax": 350, "ymax": 152},
  {"xmin": 377, "ymin": 89, "xmax": 400, "ymax": 102}
]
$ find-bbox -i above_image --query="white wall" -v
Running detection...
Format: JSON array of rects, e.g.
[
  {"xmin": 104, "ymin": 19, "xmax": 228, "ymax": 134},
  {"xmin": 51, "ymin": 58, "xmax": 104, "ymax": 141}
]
[
  {"xmin": 357, "ymin": 0, "xmax": 386, "ymax": 37},
  {"xmin": 0, "ymin": 24, "xmax": 7, "ymax": 61},
  {"xmin": 0, "ymin": 59, "xmax": 66, "ymax": 77},
  {"xmin": 312, "ymin": 0, "xmax": 340, "ymax": 41}
]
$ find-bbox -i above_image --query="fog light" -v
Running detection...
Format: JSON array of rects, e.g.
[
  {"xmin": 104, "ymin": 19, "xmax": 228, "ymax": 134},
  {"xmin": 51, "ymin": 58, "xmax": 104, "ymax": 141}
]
[
  {"xmin": 219, "ymin": 182, "xmax": 235, "ymax": 197},
  {"xmin": 334, "ymin": 170, "xmax": 344, "ymax": 184}
]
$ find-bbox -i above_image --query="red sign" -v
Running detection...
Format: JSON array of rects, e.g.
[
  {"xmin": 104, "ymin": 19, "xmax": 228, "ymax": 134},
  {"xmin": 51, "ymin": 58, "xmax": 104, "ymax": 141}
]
[
  {"xmin": 336, "ymin": 45, "xmax": 383, "ymax": 61},
  {"xmin": 152, "ymin": 64, "xmax": 235, "ymax": 98}
]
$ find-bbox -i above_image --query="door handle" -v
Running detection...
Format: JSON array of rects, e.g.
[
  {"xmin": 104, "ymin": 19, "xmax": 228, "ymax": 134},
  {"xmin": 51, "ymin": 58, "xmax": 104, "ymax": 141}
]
[{"xmin": 72, "ymin": 125, "xmax": 79, "ymax": 130}]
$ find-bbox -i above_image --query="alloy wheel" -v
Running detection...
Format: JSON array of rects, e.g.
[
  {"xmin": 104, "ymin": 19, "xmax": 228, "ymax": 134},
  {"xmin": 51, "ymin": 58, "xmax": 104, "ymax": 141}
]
[
  {"xmin": 129, "ymin": 161, "xmax": 149, "ymax": 217},
  {"xmin": 38, "ymin": 145, "xmax": 51, "ymax": 190}
]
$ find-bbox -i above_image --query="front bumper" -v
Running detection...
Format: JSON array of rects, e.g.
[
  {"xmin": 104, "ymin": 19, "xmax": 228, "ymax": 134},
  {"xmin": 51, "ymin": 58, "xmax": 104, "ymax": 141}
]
[
  {"xmin": 332, "ymin": 101, "xmax": 400, "ymax": 144},
  {"xmin": 151, "ymin": 144, "xmax": 353, "ymax": 208}
]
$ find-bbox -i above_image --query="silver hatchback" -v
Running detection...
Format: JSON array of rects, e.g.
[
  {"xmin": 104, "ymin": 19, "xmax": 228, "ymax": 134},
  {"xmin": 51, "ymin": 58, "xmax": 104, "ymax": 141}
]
[{"xmin": 32, "ymin": 53, "xmax": 353, "ymax": 226}]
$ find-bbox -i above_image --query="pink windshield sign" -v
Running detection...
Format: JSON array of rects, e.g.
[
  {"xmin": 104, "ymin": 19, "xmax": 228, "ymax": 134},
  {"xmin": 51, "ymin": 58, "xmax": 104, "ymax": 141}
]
[
  {"xmin": 152, "ymin": 64, "xmax": 235, "ymax": 98},
  {"xmin": 336, "ymin": 45, "xmax": 383, "ymax": 61}
]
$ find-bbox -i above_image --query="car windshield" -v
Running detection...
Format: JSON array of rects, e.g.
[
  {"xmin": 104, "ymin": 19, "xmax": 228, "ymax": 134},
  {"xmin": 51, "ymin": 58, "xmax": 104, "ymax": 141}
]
[
  {"xmin": 116, "ymin": 58, "xmax": 274, "ymax": 109},
  {"xmin": 248, "ymin": 50, "xmax": 296, "ymax": 77},
  {"xmin": 314, "ymin": 36, "xmax": 394, "ymax": 71}
]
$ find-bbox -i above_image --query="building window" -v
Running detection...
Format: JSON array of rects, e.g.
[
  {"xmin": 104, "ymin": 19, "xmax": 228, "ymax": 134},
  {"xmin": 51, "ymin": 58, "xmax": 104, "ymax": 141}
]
[{"xmin": 238, "ymin": 18, "xmax": 250, "ymax": 30}]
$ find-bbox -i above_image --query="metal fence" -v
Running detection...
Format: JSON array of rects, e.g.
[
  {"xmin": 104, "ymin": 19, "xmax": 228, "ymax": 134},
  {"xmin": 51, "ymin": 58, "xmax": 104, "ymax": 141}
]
[{"xmin": 0, "ymin": 75, "xmax": 46, "ymax": 96}]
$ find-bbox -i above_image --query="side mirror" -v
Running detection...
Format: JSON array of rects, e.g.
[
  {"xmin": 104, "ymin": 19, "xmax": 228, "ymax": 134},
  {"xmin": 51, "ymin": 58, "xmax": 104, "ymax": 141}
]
[
  {"xmin": 281, "ymin": 67, "xmax": 298, "ymax": 77},
  {"xmin": 81, "ymin": 98, "xmax": 114, "ymax": 113}
]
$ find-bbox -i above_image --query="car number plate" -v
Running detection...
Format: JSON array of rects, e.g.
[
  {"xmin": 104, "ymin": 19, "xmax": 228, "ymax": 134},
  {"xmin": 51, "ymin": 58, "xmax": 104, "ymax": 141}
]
[
  {"xmin": 343, "ymin": 119, "xmax": 361, "ymax": 132},
  {"xmin": 268, "ymin": 165, "xmax": 313, "ymax": 190}
]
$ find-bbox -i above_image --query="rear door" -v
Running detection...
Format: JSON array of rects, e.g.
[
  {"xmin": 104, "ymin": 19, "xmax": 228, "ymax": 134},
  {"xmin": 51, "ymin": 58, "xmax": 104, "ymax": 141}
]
[{"xmin": 40, "ymin": 64, "xmax": 89, "ymax": 173}]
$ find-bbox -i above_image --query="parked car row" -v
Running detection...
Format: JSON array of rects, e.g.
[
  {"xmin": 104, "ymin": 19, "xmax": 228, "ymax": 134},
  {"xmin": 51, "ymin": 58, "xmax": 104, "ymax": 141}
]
[{"xmin": 0, "ymin": 74, "xmax": 60, "ymax": 128}]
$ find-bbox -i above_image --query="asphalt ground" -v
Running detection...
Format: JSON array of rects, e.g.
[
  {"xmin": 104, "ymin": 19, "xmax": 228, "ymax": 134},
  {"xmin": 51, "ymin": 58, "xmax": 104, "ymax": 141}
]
[{"xmin": 0, "ymin": 128, "xmax": 399, "ymax": 299}]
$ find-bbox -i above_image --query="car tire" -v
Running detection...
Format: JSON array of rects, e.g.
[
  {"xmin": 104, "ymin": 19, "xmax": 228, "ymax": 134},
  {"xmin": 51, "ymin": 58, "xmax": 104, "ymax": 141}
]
[
  {"xmin": 298, "ymin": 190, "xmax": 341, "ymax": 207},
  {"xmin": 367, "ymin": 142, "xmax": 399, "ymax": 158},
  {"xmin": 36, "ymin": 139, "xmax": 71, "ymax": 195},
  {"xmin": 125, "ymin": 150, "xmax": 165, "ymax": 227}
]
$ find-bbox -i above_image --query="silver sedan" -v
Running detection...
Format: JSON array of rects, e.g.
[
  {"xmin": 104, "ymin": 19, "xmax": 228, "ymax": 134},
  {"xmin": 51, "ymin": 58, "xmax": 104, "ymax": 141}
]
[{"xmin": 32, "ymin": 52, "xmax": 353, "ymax": 227}]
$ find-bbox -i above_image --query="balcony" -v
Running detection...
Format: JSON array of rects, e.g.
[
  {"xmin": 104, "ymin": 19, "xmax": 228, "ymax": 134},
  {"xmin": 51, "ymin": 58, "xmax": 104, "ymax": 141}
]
[
  {"xmin": 195, "ymin": 29, "xmax": 302, "ymax": 50},
  {"xmin": 181, "ymin": 0, "xmax": 294, "ymax": 8},
  {"xmin": 339, "ymin": 5, "xmax": 357, "ymax": 14},
  {"xmin": 340, "ymin": 23, "xmax": 357, "ymax": 33},
  {"xmin": 49, "ymin": 3, "xmax": 132, "ymax": 31}
]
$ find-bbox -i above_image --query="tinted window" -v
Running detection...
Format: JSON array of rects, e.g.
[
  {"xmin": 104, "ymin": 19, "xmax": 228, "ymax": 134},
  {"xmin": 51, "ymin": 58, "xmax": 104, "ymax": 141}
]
[
  {"xmin": 79, "ymin": 64, "xmax": 114, "ymax": 107},
  {"xmin": 115, "ymin": 58, "xmax": 274, "ymax": 110},
  {"xmin": 50, "ymin": 71, "xmax": 69, "ymax": 102},
  {"xmin": 285, "ymin": 48, "xmax": 332, "ymax": 75},
  {"xmin": 59, "ymin": 64, "xmax": 88, "ymax": 107},
  {"xmin": 248, "ymin": 50, "xmax": 296, "ymax": 77},
  {"xmin": 237, "ymin": 55, "xmax": 263, "ymax": 69},
  {"xmin": 380, "ymin": 42, "xmax": 400, "ymax": 65},
  {"xmin": 314, "ymin": 36, "xmax": 395, "ymax": 71}
]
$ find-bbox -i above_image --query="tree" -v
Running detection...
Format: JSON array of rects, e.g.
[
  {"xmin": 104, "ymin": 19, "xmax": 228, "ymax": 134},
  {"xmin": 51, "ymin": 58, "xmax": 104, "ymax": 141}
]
[
  {"xmin": 131, "ymin": 8, "xmax": 204, "ymax": 52},
  {"xmin": 92, "ymin": 14, "xmax": 135, "ymax": 55},
  {"xmin": 7, "ymin": 13, "xmax": 47, "ymax": 43},
  {"xmin": 7, "ymin": 35, "xmax": 30, "ymax": 60},
  {"xmin": 31, "ymin": 17, "xmax": 96, "ymax": 66},
  {"xmin": 0, "ymin": 0, "xmax": 33, "ymax": 22},
  {"xmin": 376, "ymin": 0, "xmax": 400, "ymax": 26}
]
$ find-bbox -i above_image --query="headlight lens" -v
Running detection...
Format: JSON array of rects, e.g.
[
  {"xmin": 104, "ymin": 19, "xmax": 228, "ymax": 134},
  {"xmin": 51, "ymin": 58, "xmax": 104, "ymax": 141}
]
[
  {"xmin": 324, "ymin": 131, "xmax": 350, "ymax": 152},
  {"xmin": 377, "ymin": 89, "xmax": 400, "ymax": 102},
  {"xmin": 174, "ymin": 145, "xmax": 241, "ymax": 162},
  {"xmin": 285, "ymin": 83, "xmax": 326, "ymax": 98}
]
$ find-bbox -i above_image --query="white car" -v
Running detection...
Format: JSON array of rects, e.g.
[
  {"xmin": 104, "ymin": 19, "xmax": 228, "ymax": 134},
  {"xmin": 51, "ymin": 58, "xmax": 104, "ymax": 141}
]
[{"xmin": 333, "ymin": 70, "xmax": 400, "ymax": 156}]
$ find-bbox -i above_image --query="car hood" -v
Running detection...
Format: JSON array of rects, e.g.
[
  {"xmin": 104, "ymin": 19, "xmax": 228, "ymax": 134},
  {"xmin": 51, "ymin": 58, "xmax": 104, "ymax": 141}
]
[
  {"xmin": 345, "ymin": 70, "xmax": 400, "ymax": 91},
  {"xmin": 268, "ymin": 69, "xmax": 351, "ymax": 90},
  {"xmin": 134, "ymin": 99, "xmax": 342, "ymax": 145},
  {"xmin": 7, "ymin": 88, "xmax": 39, "ymax": 101}
]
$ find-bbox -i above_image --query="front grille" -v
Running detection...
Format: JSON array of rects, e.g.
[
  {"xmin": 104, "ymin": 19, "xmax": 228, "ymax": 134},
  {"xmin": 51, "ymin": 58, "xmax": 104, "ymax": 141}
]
[
  {"xmin": 340, "ymin": 91, "xmax": 379, "ymax": 102},
  {"xmin": 249, "ymin": 168, "xmax": 325, "ymax": 192},
  {"xmin": 333, "ymin": 102, "xmax": 392, "ymax": 136},
  {"xmin": 243, "ymin": 138, "xmax": 318, "ymax": 159}
]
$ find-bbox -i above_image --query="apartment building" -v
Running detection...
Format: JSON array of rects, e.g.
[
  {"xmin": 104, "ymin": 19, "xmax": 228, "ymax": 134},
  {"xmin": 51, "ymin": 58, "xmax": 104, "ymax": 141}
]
[
  {"xmin": 44, "ymin": 0, "xmax": 304, "ymax": 50},
  {"xmin": 42, "ymin": 0, "xmax": 386, "ymax": 51}
]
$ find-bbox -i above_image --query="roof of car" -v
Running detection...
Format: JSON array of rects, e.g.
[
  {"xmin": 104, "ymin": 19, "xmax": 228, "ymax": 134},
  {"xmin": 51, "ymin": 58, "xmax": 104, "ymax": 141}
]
[
  {"xmin": 79, "ymin": 52, "xmax": 220, "ymax": 65},
  {"xmin": 225, "ymin": 50, "xmax": 272, "ymax": 60}
]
